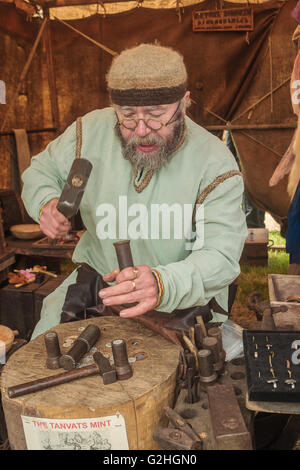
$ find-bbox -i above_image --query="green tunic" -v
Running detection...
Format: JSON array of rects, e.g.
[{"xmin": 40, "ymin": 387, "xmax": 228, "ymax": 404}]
[{"xmin": 22, "ymin": 107, "xmax": 247, "ymax": 338}]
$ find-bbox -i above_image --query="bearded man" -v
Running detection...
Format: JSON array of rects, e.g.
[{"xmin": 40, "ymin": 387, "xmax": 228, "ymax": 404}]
[{"xmin": 22, "ymin": 44, "xmax": 247, "ymax": 339}]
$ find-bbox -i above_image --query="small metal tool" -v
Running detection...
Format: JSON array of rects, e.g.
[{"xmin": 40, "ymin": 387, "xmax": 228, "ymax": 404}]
[
  {"xmin": 285, "ymin": 360, "xmax": 296, "ymax": 390},
  {"xmin": 44, "ymin": 331, "xmax": 61, "ymax": 369},
  {"xmin": 267, "ymin": 352, "xmax": 277, "ymax": 389},
  {"xmin": 198, "ymin": 349, "xmax": 217, "ymax": 388},
  {"xmin": 163, "ymin": 406, "xmax": 202, "ymax": 443},
  {"xmin": 153, "ymin": 407, "xmax": 202, "ymax": 450},
  {"xmin": 202, "ymin": 336, "xmax": 224, "ymax": 373},
  {"xmin": 93, "ymin": 351, "xmax": 117, "ymax": 385},
  {"xmin": 153, "ymin": 427, "xmax": 201, "ymax": 450},
  {"xmin": 59, "ymin": 324, "xmax": 100, "ymax": 370},
  {"xmin": 265, "ymin": 336, "xmax": 272, "ymax": 351},
  {"xmin": 111, "ymin": 339, "xmax": 133, "ymax": 380},
  {"xmin": 284, "ymin": 378, "xmax": 296, "ymax": 389},
  {"xmin": 267, "ymin": 378, "xmax": 278, "ymax": 389},
  {"xmin": 207, "ymin": 326, "xmax": 226, "ymax": 364}
]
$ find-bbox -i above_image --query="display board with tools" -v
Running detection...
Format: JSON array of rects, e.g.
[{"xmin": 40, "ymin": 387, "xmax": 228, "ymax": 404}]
[{"xmin": 244, "ymin": 330, "xmax": 300, "ymax": 402}]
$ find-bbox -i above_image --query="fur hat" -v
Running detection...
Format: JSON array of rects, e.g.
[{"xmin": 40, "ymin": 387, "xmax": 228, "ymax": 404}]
[{"xmin": 106, "ymin": 43, "xmax": 187, "ymax": 106}]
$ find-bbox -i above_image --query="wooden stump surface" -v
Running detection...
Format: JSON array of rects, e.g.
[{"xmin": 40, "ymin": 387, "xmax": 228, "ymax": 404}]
[{"xmin": 1, "ymin": 316, "xmax": 181, "ymax": 450}]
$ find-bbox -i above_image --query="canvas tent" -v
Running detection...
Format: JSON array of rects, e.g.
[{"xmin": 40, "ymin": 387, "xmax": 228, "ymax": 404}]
[{"xmin": 0, "ymin": 0, "xmax": 298, "ymax": 223}]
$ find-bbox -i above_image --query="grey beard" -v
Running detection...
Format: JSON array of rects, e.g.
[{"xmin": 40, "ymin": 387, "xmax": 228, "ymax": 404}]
[{"xmin": 115, "ymin": 118, "xmax": 185, "ymax": 172}]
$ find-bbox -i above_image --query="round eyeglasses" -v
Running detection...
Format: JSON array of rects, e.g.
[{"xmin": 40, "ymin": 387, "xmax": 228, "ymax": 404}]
[{"xmin": 117, "ymin": 101, "xmax": 181, "ymax": 131}]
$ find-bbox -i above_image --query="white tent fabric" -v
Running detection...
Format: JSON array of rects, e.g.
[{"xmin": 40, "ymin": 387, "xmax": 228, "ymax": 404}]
[{"xmin": 49, "ymin": 0, "xmax": 285, "ymax": 20}]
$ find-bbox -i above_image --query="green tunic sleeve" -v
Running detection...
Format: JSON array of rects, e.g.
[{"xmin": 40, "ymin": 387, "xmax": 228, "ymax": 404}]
[{"xmin": 21, "ymin": 121, "xmax": 77, "ymax": 222}]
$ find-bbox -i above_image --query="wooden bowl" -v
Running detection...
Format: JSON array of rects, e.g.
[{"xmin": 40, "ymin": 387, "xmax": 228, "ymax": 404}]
[
  {"xmin": 10, "ymin": 224, "xmax": 43, "ymax": 240},
  {"xmin": 0, "ymin": 325, "xmax": 18, "ymax": 353}
]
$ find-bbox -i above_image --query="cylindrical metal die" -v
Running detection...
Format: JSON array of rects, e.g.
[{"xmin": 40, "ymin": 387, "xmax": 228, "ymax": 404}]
[
  {"xmin": 112, "ymin": 339, "xmax": 133, "ymax": 380},
  {"xmin": 207, "ymin": 327, "xmax": 223, "ymax": 352},
  {"xmin": 59, "ymin": 324, "xmax": 100, "ymax": 371},
  {"xmin": 202, "ymin": 336, "xmax": 225, "ymax": 373},
  {"xmin": 207, "ymin": 326, "xmax": 226, "ymax": 367},
  {"xmin": 113, "ymin": 240, "xmax": 134, "ymax": 270},
  {"xmin": 44, "ymin": 331, "xmax": 61, "ymax": 369},
  {"xmin": 77, "ymin": 324, "xmax": 101, "ymax": 348},
  {"xmin": 198, "ymin": 349, "xmax": 217, "ymax": 387}
]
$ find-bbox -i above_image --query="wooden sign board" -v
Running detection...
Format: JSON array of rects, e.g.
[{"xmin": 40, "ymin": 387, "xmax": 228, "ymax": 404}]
[{"xmin": 193, "ymin": 7, "xmax": 254, "ymax": 32}]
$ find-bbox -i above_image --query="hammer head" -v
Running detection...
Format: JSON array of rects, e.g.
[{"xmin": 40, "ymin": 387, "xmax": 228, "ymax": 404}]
[
  {"xmin": 57, "ymin": 158, "xmax": 93, "ymax": 219},
  {"xmin": 93, "ymin": 351, "xmax": 117, "ymax": 385}
]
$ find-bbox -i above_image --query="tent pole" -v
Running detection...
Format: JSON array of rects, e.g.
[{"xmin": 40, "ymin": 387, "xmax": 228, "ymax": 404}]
[{"xmin": 43, "ymin": 8, "xmax": 60, "ymax": 130}]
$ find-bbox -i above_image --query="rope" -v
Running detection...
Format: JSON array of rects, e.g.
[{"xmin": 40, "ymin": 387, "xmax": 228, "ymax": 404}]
[
  {"xmin": 231, "ymin": 77, "xmax": 290, "ymax": 124},
  {"xmin": 205, "ymin": 107, "xmax": 284, "ymax": 159},
  {"xmin": 269, "ymin": 35, "xmax": 273, "ymax": 114},
  {"xmin": 238, "ymin": 130, "xmax": 283, "ymax": 159},
  {"xmin": 192, "ymin": 170, "xmax": 243, "ymax": 224},
  {"xmin": 176, "ymin": 0, "xmax": 184, "ymax": 23}
]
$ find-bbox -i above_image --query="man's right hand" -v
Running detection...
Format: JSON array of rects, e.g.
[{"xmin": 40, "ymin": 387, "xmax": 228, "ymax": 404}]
[{"xmin": 39, "ymin": 198, "xmax": 71, "ymax": 239}]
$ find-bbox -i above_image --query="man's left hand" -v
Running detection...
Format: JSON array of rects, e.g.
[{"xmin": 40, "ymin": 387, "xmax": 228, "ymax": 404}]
[{"xmin": 99, "ymin": 265, "xmax": 158, "ymax": 317}]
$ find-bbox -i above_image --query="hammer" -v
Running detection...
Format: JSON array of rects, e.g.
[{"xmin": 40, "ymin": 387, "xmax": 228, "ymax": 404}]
[
  {"xmin": 7, "ymin": 351, "xmax": 117, "ymax": 399},
  {"xmin": 50, "ymin": 158, "xmax": 93, "ymax": 245},
  {"xmin": 56, "ymin": 158, "xmax": 93, "ymax": 220}
]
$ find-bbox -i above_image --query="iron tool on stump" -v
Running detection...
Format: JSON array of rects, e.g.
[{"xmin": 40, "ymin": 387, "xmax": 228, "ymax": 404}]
[{"xmin": 7, "ymin": 350, "xmax": 117, "ymax": 399}]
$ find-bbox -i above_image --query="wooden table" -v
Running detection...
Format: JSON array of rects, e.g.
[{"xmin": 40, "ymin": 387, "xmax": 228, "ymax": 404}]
[
  {"xmin": 6, "ymin": 236, "xmax": 74, "ymax": 259},
  {"xmin": 0, "ymin": 249, "xmax": 16, "ymax": 283}
]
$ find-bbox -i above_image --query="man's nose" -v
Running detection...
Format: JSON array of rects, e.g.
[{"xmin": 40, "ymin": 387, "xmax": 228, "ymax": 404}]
[{"xmin": 134, "ymin": 119, "xmax": 152, "ymax": 137}]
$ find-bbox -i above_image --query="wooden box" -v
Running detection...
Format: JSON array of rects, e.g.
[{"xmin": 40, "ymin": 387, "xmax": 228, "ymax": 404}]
[
  {"xmin": 34, "ymin": 274, "xmax": 67, "ymax": 322},
  {"xmin": 240, "ymin": 242, "xmax": 268, "ymax": 266},
  {"xmin": 268, "ymin": 274, "xmax": 300, "ymax": 330},
  {"xmin": 0, "ymin": 275, "xmax": 67, "ymax": 340},
  {"xmin": 268, "ymin": 274, "xmax": 300, "ymax": 307},
  {"xmin": 240, "ymin": 228, "xmax": 269, "ymax": 266}
]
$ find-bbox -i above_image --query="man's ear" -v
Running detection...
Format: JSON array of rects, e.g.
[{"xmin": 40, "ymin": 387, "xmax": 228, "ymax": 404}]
[{"xmin": 183, "ymin": 91, "xmax": 191, "ymax": 114}]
